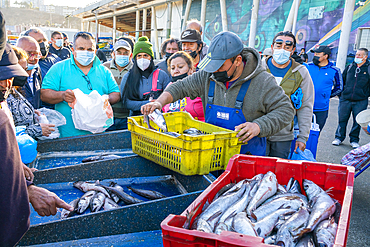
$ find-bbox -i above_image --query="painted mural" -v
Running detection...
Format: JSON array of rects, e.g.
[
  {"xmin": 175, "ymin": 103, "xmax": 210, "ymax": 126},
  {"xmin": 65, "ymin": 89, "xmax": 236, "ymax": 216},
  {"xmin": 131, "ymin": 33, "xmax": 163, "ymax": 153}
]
[{"xmin": 197, "ymin": 0, "xmax": 370, "ymax": 59}]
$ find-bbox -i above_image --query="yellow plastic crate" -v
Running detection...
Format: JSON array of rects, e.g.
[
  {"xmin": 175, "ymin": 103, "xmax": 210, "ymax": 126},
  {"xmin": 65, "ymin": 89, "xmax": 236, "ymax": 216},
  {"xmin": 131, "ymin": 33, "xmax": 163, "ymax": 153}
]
[{"xmin": 127, "ymin": 112, "xmax": 242, "ymax": 175}]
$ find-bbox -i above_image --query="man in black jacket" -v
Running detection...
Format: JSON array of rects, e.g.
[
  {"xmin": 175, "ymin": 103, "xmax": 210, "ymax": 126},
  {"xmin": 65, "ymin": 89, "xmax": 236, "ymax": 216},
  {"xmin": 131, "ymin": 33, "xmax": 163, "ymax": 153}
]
[{"xmin": 333, "ymin": 48, "xmax": 370, "ymax": 148}]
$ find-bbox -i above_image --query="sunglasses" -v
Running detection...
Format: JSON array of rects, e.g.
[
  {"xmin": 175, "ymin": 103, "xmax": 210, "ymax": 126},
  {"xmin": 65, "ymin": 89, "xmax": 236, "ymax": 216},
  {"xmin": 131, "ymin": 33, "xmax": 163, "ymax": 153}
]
[
  {"xmin": 82, "ymin": 75, "xmax": 92, "ymax": 90},
  {"xmin": 274, "ymin": 39, "xmax": 294, "ymax": 47}
]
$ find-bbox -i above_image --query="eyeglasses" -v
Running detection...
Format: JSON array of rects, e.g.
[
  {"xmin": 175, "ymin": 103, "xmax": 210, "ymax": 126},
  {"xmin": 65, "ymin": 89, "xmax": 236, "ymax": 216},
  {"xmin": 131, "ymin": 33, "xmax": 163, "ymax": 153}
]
[
  {"xmin": 82, "ymin": 75, "xmax": 92, "ymax": 90},
  {"xmin": 27, "ymin": 52, "xmax": 41, "ymax": 59}
]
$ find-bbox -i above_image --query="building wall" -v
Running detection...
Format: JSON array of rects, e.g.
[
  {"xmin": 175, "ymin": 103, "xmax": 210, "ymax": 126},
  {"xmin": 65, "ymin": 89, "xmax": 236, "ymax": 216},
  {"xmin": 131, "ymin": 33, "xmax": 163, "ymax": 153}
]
[{"xmin": 184, "ymin": 0, "xmax": 370, "ymax": 60}]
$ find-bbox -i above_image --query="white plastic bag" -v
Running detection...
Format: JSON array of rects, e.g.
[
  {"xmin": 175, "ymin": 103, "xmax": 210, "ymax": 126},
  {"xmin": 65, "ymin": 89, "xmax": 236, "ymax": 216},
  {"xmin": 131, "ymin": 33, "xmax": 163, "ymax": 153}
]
[
  {"xmin": 69, "ymin": 89, "xmax": 113, "ymax": 134},
  {"xmin": 35, "ymin": 107, "xmax": 66, "ymax": 140}
]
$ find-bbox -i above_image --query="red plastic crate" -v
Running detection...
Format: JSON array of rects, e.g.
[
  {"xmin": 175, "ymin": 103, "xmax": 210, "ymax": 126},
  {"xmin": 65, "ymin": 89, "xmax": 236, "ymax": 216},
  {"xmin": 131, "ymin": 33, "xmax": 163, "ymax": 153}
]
[{"xmin": 161, "ymin": 154, "xmax": 355, "ymax": 247}]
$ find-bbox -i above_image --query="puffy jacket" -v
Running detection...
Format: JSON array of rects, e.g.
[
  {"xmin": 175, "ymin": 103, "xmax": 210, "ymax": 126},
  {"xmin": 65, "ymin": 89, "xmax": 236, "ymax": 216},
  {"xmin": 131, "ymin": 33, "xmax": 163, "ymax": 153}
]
[
  {"xmin": 341, "ymin": 60, "xmax": 370, "ymax": 101},
  {"xmin": 306, "ymin": 61, "xmax": 343, "ymax": 111}
]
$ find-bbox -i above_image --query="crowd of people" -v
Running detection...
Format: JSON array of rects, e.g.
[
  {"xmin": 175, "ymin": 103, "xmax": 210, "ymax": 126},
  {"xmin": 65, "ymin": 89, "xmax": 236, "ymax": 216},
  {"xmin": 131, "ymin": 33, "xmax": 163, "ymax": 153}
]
[{"xmin": 1, "ymin": 9, "xmax": 370, "ymax": 245}]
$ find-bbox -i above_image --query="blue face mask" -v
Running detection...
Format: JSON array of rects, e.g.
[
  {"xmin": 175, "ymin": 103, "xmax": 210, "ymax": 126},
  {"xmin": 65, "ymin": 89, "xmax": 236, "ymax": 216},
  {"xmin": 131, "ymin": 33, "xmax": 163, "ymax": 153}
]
[
  {"xmin": 55, "ymin": 39, "xmax": 63, "ymax": 48},
  {"xmin": 115, "ymin": 55, "xmax": 130, "ymax": 67},
  {"xmin": 354, "ymin": 57, "xmax": 364, "ymax": 64},
  {"xmin": 273, "ymin": 49, "xmax": 291, "ymax": 65},
  {"xmin": 27, "ymin": 63, "xmax": 39, "ymax": 71},
  {"xmin": 75, "ymin": 51, "xmax": 95, "ymax": 66}
]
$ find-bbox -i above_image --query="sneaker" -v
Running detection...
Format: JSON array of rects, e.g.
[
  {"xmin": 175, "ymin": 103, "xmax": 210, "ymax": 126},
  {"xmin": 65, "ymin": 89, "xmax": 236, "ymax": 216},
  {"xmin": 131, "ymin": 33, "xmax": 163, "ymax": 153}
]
[
  {"xmin": 332, "ymin": 139, "xmax": 342, "ymax": 146},
  {"xmin": 351, "ymin": 142, "xmax": 360, "ymax": 149}
]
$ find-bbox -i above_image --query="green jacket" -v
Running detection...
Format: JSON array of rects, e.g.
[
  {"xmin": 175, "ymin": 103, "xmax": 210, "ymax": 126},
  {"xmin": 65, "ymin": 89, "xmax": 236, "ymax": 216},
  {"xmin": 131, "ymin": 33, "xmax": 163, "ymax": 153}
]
[
  {"xmin": 165, "ymin": 47, "xmax": 294, "ymax": 138},
  {"xmin": 262, "ymin": 56, "xmax": 314, "ymax": 143}
]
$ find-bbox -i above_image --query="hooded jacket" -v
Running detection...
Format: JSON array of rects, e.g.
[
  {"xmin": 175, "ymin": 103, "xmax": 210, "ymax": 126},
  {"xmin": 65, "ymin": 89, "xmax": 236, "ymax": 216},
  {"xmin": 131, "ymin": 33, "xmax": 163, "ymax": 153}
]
[
  {"xmin": 165, "ymin": 47, "xmax": 294, "ymax": 138},
  {"xmin": 341, "ymin": 60, "xmax": 370, "ymax": 101},
  {"xmin": 262, "ymin": 57, "xmax": 314, "ymax": 144}
]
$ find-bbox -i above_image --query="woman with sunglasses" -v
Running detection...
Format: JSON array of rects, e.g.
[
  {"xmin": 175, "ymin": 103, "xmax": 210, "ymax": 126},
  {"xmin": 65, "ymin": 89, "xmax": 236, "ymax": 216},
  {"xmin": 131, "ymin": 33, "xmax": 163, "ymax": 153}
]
[
  {"xmin": 121, "ymin": 36, "xmax": 170, "ymax": 116},
  {"xmin": 163, "ymin": 51, "xmax": 204, "ymax": 121}
]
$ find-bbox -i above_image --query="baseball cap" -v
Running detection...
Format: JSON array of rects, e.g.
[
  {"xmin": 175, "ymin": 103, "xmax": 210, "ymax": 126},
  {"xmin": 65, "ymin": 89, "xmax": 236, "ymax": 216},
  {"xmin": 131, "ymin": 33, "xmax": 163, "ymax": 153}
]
[
  {"xmin": 311, "ymin": 45, "xmax": 331, "ymax": 55},
  {"xmin": 180, "ymin": 29, "xmax": 202, "ymax": 43},
  {"xmin": 113, "ymin": 39, "xmax": 131, "ymax": 52},
  {"xmin": 198, "ymin": 31, "xmax": 244, "ymax": 73},
  {"xmin": 0, "ymin": 44, "xmax": 29, "ymax": 80}
]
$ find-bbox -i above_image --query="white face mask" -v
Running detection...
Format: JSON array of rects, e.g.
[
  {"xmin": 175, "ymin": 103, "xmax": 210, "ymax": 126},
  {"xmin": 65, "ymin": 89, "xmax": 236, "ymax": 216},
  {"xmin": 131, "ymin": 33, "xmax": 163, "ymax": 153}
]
[
  {"xmin": 137, "ymin": 58, "xmax": 150, "ymax": 71},
  {"xmin": 273, "ymin": 49, "xmax": 291, "ymax": 65}
]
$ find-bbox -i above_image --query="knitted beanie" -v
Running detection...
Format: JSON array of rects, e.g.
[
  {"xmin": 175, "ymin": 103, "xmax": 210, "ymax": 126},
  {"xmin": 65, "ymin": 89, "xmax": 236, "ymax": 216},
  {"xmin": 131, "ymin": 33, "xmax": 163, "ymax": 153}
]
[{"xmin": 133, "ymin": 36, "xmax": 154, "ymax": 58}]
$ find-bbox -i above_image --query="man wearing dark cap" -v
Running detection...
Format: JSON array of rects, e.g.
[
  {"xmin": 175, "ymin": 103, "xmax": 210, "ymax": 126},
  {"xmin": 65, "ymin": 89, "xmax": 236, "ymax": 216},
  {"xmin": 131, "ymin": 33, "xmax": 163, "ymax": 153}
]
[
  {"xmin": 180, "ymin": 29, "xmax": 204, "ymax": 68},
  {"xmin": 332, "ymin": 48, "xmax": 369, "ymax": 148},
  {"xmin": 0, "ymin": 44, "xmax": 72, "ymax": 246},
  {"xmin": 142, "ymin": 31, "xmax": 294, "ymax": 156},
  {"xmin": 306, "ymin": 45, "xmax": 342, "ymax": 133}
]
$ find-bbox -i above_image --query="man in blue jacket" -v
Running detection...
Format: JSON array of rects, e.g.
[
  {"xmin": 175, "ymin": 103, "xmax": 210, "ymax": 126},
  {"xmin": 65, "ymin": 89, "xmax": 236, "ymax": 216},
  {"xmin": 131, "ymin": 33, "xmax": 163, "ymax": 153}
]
[
  {"xmin": 332, "ymin": 48, "xmax": 370, "ymax": 148},
  {"xmin": 306, "ymin": 46, "xmax": 343, "ymax": 132}
]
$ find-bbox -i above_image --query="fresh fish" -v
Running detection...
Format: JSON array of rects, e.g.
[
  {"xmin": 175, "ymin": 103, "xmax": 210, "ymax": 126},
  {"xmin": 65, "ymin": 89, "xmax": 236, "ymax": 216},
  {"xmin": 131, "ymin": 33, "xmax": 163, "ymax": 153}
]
[
  {"xmin": 81, "ymin": 154, "xmax": 121, "ymax": 163},
  {"xmin": 73, "ymin": 181, "xmax": 111, "ymax": 198},
  {"xmin": 313, "ymin": 218, "xmax": 337, "ymax": 247},
  {"xmin": 277, "ymin": 184, "xmax": 287, "ymax": 194},
  {"xmin": 183, "ymin": 128, "xmax": 203, "ymax": 135},
  {"xmin": 264, "ymin": 234, "xmax": 277, "ymax": 245},
  {"xmin": 127, "ymin": 186, "xmax": 166, "ymax": 200},
  {"xmin": 274, "ymin": 211, "xmax": 296, "ymax": 231},
  {"xmin": 214, "ymin": 214, "xmax": 235, "ymax": 235},
  {"xmin": 251, "ymin": 195, "xmax": 307, "ymax": 221},
  {"xmin": 295, "ymin": 233, "xmax": 315, "ymax": 247},
  {"xmin": 103, "ymin": 197, "xmax": 120, "ymax": 210},
  {"xmin": 247, "ymin": 171, "xmax": 278, "ymax": 216},
  {"xmin": 90, "ymin": 192, "xmax": 106, "ymax": 212},
  {"xmin": 144, "ymin": 115, "xmax": 154, "ymax": 130},
  {"xmin": 76, "ymin": 191, "xmax": 96, "ymax": 214},
  {"xmin": 213, "ymin": 182, "xmax": 235, "ymax": 201},
  {"xmin": 287, "ymin": 179, "xmax": 302, "ymax": 194},
  {"xmin": 276, "ymin": 207, "xmax": 310, "ymax": 244},
  {"xmin": 164, "ymin": 132, "xmax": 181, "ymax": 137},
  {"xmin": 197, "ymin": 182, "xmax": 246, "ymax": 231},
  {"xmin": 286, "ymin": 177, "xmax": 295, "ymax": 191},
  {"xmin": 302, "ymin": 179, "xmax": 324, "ymax": 201},
  {"xmin": 183, "ymin": 202, "xmax": 203, "ymax": 230},
  {"xmin": 102, "ymin": 185, "xmax": 143, "ymax": 205},
  {"xmin": 252, "ymin": 208, "xmax": 296, "ymax": 238},
  {"xmin": 197, "ymin": 218, "xmax": 213, "ymax": 233},
  {"xmin": 221, "ymin": 179, "xmax": 245, "ymax": 197},
  {"xmin": 333, "ymin": 200, "xmax": 342, "ymax": 224},
  {"xmin": 232, "ymin": 212, "xmax": 258, "ymax": 236},
  {"xmin": 109, "ymin": 182, "xmax": 122, "ymax": 203},
  {"xmin": 147, "ymin": 109, "xmax": 167, "ymax": 132},
  {"xmin": 60, "ymin": 198, "xmax": 79, "ymax": 219}
]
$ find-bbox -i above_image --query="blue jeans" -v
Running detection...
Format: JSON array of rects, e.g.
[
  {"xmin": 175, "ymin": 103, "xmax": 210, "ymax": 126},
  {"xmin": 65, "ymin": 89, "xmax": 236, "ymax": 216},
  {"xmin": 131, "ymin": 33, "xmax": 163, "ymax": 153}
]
[
  {"xmin": 313, "ymin": 110, "xmax": 329, "ymax": 133},
  {"xmin": 106, "ymin": 118, "xmax": 128, "ymax": 131},
  {"xmin": 335, "ymin": 98, "xmax": 368, "ymax": 143}
]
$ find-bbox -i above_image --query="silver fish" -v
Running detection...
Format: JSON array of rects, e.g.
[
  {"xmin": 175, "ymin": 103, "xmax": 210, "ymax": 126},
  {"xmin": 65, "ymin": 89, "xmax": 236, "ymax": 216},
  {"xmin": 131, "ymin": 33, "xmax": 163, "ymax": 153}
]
[
  {"xmin": 183, "ymin": 128, "xmax": 203, "ymax": 135},
  {"xmin": 213, "ymin": 183, "xmax": 236, "ymax": 201},
  {"xmin": 232, "ymin": 212, "xmax": 257, "ymax": 237},
  {"xmin": 276, "ymin": 228, "xmax": 294, "ymax": 247},
  {"xmin": 277, "ymin": 184, "xmax": 288, "ymax": 194},
  {"xmin": 90, "ymin": 192, "xmax": 106, "ymax": 212},
  {"xmin": 221, "ymin": 179, "xmax": 245, "ymax": 197},
  {"xmin": 197, "ymin": 218, "xmax": 213, "ymax": 233},
  {"xmin": 103, "ymin": 197, "xmax": 120, "ymax": 210},
  {"xmin": 287, "ymin": 179, "xmax": 302, "ymax": 194},
  {"xmin": 247, "ymin": 171, "xmax": 278, "ymax": 216},
  {"xmin": 147, "ymin": 109, "xmax": 167, "ymax": 132},
  {"xmin": 264, "ymin": 234, "xmax": 277, "ymax": 245},
  {"xmin": 60, "ymin": 198, "xmax": 79, "ymax": 219},
  {"xmin": 302, "ymin": 179, "xmax": 324, "ymax": 201},
  {"xmin": 109, "ymin": 182, "xmax": 122, "ymax": 203},
  {"xmin": 263, "ymin": 192, "xmax": 308, "ymax": 205},
  {"xmin": 276, "ymin": 207, "xmax": 310, "ymax": 244},
  {"xmin": 127, "ymin": 186, "xmax": 166, "ymax": 200},
  {"xmin": 102, "ymin": 185, "xmax": 143, "ymax": 205},
  {"xmin": 314, "ymin": 218, "xmax": 337, "ymax": 247},
  {"xmin": 251, "ymin": 195, "xmax": 307, "ymax": 221},
  {"xmin": 73, "ymin": 181, "xmax": 111, "ymax": 198},
  {"xmin": 274, "ymin": 211, "xmax": 296, "ymax": 231},
  {"xmin": 296, "ymin": 233, "xmax": 315, "ymax": 247},
  {"xmin": 252, "ymin": 208, "xmax": 296, "ymax": 238},
  {"xmin": 77, "ymin": 191, "xmax": 96, "ymax": 214}
]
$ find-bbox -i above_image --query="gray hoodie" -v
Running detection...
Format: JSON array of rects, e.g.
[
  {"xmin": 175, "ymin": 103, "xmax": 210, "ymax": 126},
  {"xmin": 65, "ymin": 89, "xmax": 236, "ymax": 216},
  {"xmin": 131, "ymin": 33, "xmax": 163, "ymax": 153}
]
[{"xmin": 165, "ymin": 47, "xmax": 294, "ymax": 138}]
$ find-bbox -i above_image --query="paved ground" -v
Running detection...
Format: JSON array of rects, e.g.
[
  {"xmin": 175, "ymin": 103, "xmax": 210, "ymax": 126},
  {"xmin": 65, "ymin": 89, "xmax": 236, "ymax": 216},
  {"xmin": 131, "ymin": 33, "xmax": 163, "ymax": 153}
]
[{"xmin": 315, "ymin": 98, "xmax": 370, "ymax": 247}]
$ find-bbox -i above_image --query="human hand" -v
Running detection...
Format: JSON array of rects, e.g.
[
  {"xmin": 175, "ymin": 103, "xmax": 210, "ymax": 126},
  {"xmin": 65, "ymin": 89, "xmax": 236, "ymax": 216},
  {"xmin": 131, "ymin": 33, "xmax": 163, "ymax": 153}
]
[
  {"xmin": 234, "ymin": 122, "xmax": 261, "ymax": 143},
  {"xmin": 141, "ymin": 101, "xmax": 162, "ymax": 115},
  {"xmin": 28, "ymin": 185, "xmax": 74, "ymax": 216},
  {"xmin": 34, "ymin": 110, "xmax": 41, "ymax": 116},
  {"xmin": 294, "ymin": 141, "xmax": 306, "ymax": 153},
  {"xmin": 63, "ymin": 89, "xmax": 76, "ymax": 103},
  {"xmin": 40, "ymin": 123, "xmax": 55, "ymax": 137},
  {"xmin": 23, "ymin": 164, "xmax": 36, "ymax": 182}
]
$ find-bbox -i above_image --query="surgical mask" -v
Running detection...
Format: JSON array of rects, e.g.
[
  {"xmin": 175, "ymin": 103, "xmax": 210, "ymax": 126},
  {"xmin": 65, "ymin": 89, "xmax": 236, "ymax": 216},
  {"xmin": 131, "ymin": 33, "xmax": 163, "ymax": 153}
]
[
  {"xmin": 55, "ymin": 39, "xmax": 63, "ymax": 47},
  {"xmin": 212, "ymin": 62, "xmax": 236, "ymax": 83},
  {"xmin": 313, "ymin": 56, "xmax": 320, "ymax": 66},
  {"xmin": 172, "ymin": 72, "xmax": 188, "ymax": 82},
  {"xmin": 189, "ymin": 50, "xmax": 198, "ymax": 59},
  {"xmin": 165, "ymin": 52, "xmax": 174, "ymax": 59},
  {"xmin": 39, "ymin": 42, "xmax": 49, "ymax": 57},
  {"xmin": 115, "ymin": 55, "xmax": 130, "ymax": 67},
  {"xmin": 354, "ymin": 57, "xmax": 364, "ymax": 64},
  {"xmin": 137, "ymin": 58, "xmax": 150, "ymax": 71},
  {"xmin": 75, "ymin": 51, "xmax": 95, "ymax": 66},
  {"xmin": 272, "ymin": 49, "xmax": 291, "ymax": 65},
  {"xmin": 27, "ymin": 63, "xmax": 39, "ymax": 71}
]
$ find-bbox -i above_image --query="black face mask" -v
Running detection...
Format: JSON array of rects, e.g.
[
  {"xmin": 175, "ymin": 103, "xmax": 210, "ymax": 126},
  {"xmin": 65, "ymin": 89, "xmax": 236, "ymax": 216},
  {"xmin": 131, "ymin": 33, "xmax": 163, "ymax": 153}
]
[
  {"xmin": 313, "ymin": 56, "xmax": 320, "ymax": 66},
  {"xmin": 165, "ymin": 52, "xmax": 174, "ymax": 59},
  {"xmin": 39, "ymin": 42, "xmax": 49, "ymax": 57},
  {"xmin": 172, "ymin": 72, "xmax": 188, "ymax": 82},
  {"xmin": 189, "ymin": 50, "xmax": 198, "ymax": 59},
  {"xmin": 12, "ymin": 76, "xmax": 28, "ymax": 87},
  {"xmin": 212, "ymin": 62, "xmax": 237, "ymax": 83}
]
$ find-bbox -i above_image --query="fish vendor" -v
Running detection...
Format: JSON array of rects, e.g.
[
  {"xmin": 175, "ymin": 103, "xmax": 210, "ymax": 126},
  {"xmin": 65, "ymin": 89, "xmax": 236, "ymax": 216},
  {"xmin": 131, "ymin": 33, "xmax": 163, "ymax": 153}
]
[{"xmin": 142, "ymin": 31, "xmax": 294, "ymax": 156}]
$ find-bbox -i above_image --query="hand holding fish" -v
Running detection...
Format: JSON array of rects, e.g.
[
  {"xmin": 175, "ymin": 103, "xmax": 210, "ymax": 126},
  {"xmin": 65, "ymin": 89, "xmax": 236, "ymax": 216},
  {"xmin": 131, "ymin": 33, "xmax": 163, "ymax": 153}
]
[
  {"xmin": 141, "ymin": 92, "xmax": 174, "ymax": 115},
  {"xmin": 28, "ymin": 185, "xmax": 73, "ymax": 216},
  {"xmin": 235, "ymin": 122, "xmax": 260, "ymax": 143}
]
